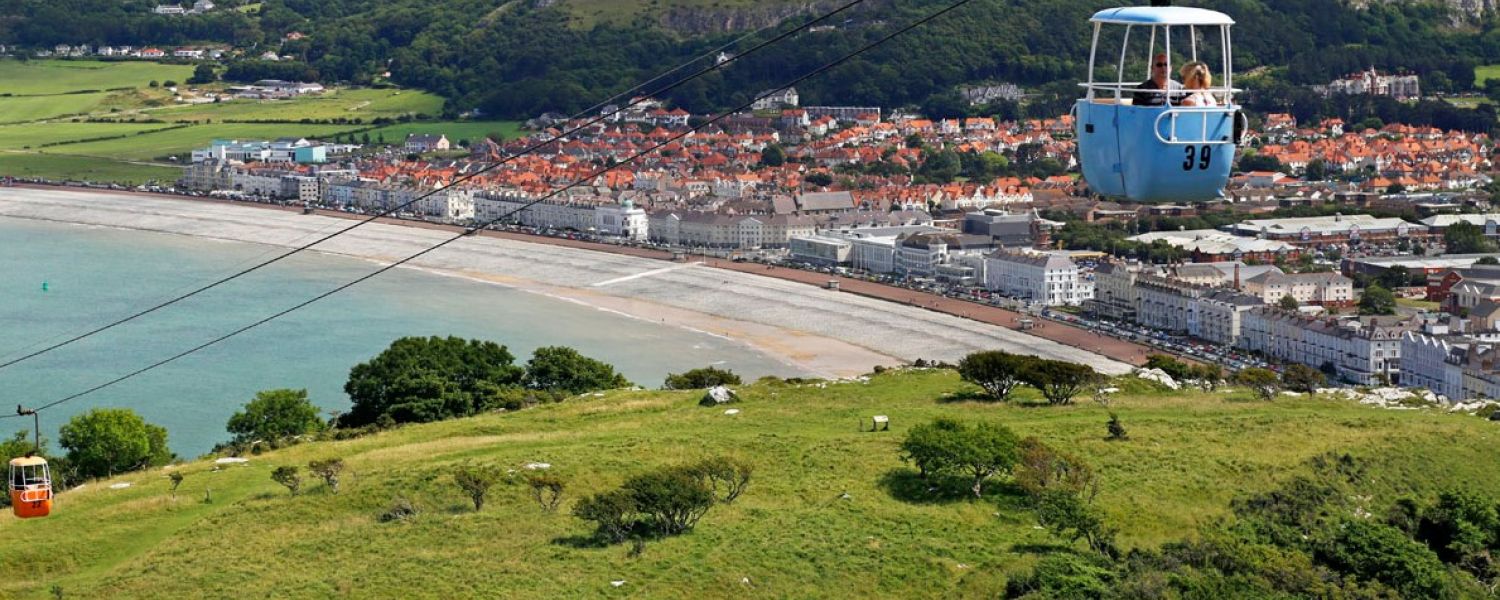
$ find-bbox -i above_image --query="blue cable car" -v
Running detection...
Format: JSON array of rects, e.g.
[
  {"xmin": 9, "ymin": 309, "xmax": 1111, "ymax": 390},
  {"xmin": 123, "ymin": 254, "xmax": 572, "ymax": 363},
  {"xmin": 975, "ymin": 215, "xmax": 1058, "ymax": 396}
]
[{"xmin": 1075, "ymin": 5, "xmax": 1245, "ymax": 203}]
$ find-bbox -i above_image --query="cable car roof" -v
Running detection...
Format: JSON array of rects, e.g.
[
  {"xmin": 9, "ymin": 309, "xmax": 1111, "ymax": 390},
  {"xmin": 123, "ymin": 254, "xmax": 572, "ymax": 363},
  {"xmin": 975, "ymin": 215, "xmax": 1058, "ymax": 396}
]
[
  {"xmin": 1090, "ymin": 6, "xmax": 1234, "ymax": 26},
  {"xmin": 9, "ymin": 456, "xmax": 47, "ymax": 467}
]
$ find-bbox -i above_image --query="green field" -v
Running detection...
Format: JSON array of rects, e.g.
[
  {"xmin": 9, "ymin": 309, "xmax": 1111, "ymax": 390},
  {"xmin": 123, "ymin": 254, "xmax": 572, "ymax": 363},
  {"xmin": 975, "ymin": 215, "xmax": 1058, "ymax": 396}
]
[
  {"xmin": 0, "ymin": 93, "xmax": 116, "ymax": 124},
  {"xmin": 0, "ymin": 59, "xmax": 523, "ymax": 183},
  {"xmin": 0, "ymin": 123, "xmax": 178, "ymax": 150},
  {"xmin": 0, "ymin": 60, "xmax": 194, "ymax": 96},
  {"xmin": 151, "ymin": 88, "xmax": 446, "ymax": 123},
  {"xmin": 47, "ymin": 123, "xmax": 368, "ymax": 161},
  {"xmin": 362, "ymin": 120, "xmax": 524, "ymax": 145},
  {"xmin": 3, "ymin": 369, "xmax": 1498, "ymax": 598},
  {"xmin": 1477, "ymin": 64, "xmax": 1500, "ymax": 85},
  {"xmin": 0, "ymin": 152, "xmax": 181, "ymax": 184}
]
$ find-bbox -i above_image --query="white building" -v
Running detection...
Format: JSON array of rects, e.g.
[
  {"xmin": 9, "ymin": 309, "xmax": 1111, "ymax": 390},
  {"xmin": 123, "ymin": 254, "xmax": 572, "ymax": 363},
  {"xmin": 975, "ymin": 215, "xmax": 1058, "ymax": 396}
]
[
  {"xmin": 1239, "ymin": 311, "xmax": 1414, "ymax": 385},
  {"xmin": 1401, "ymin": 330, "xmax": 1468, "ymax": 402},
  {"xmin": 1241, "ymin": 272, "xmax": 1355, "ymax": 307},
  {"xmin": 984, "ymin": 252, "xmax": 1091, "ymax": 307},
  {"xmin": 790, "ymin": 235, "xmax": 853, "ymax": 266},
  {"xmin": 594, "ymin": 201, "xmax": 648, "ymax": 241},
  {"xmin": 414, "ymin": 188, "xmax": 475, "ymax": 222}
]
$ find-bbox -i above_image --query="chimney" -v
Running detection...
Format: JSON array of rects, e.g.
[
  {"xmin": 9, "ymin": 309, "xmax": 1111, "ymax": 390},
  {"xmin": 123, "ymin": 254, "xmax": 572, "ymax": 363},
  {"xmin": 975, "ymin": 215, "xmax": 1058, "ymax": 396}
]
[{"xmin": 1234, "ymin": 262, "xmax": 1241, "ymax": 289}]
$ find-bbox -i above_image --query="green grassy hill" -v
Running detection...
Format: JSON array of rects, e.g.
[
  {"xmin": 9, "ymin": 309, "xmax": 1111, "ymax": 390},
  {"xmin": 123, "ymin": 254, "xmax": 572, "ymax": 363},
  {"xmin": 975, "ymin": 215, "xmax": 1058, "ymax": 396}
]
[{"xmin": 4, "ymin": 369, "xmax": 1498, "ymax": 598}]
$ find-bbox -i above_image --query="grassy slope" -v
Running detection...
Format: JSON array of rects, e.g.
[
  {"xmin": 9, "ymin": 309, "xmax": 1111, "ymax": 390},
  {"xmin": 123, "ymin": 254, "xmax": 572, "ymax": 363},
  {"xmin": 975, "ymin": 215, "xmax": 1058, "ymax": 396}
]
[
  {"xmin": 1476, "ymin": 64, "xmax": 1500, "ymax": 85},
  {"xmin": 0, "ymin": 94, "xmax": 115, "ymax": 124},
  {"xmin": 0, "ymin": 153, "xmax": 181, "ymax": 184},
  {"xmin": 3, "ymin": 370, "xmax": 1498, "ymax": 599},
  {"xmin": 0, "ymin": 60, "xmax": 509, "ymax": 182},
  {"xmin": 361, "ymin": 120, "xmax": 524, "ymax": 144},
  {"xmin": 45, "ymin": 123, "xmax": 367, "ymax": 161},
  {"xmin": 0, "ymin": 60, "xmax": 193, "ymax": 95},
  {"xmin": 0, "ymin": 123, "xmax": 176, "ymax": 150},
  {"xmin": 148, "ymin": 88, "xmax": 446, "ymax": 123}
]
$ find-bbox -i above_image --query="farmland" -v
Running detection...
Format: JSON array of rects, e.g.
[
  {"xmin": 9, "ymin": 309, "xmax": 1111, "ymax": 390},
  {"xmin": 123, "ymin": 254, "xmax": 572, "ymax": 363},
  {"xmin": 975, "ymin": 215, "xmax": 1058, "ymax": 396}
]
[
  {"xmin": 0, "ymin": 60, "xmax": 519, "ymax": 183},
  {"xmin": 0, "ymin": 59, "xmax": 193, "ymax": 95}
]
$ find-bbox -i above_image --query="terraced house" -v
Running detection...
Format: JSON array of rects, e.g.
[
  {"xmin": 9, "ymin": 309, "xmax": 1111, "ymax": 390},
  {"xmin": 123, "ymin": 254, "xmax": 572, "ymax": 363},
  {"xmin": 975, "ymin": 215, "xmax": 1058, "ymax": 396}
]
[{"xmin": 1239, "ymin": 311, "xmax": 1414, "ymax": 385}]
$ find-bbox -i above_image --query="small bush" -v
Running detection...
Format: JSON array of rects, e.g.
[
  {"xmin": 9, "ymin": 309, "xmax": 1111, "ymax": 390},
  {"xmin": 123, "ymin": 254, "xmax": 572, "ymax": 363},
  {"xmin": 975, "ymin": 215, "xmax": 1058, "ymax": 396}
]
[
  {"xmin": 271, "ymin": 466, "xmax": 301, "ymax": 496},
  {"xmin": 686, "ymin": 456, "xmax": 753, "ymax": 504},
  {"xmin": 379, "ymin": 496, "xmax": 420, "ymax": 522},
  {"xmin": 574, "ymin": 489, "xmax": 638, "ymax": 543},
  {"xmin": 169, "ymin": 471, "xmax": 184, "ymax": 498},
  {"xmin": 1106, "ymin": 414, "xmax": 1128, "ymax": 441},
  {"xmin": 453, "ymin": 462, "xmax": 503, "ymax": 511},
  {"xmin": 664, "ymin": 367, "xmax": 743, "ymax": 390},
  {"xmin": 526, "ymin": 473, "xmax": 565, "ymax": 512},
  {"xmin": 307, "ymin": 458, "xmax": 345, "ymax": 493}
]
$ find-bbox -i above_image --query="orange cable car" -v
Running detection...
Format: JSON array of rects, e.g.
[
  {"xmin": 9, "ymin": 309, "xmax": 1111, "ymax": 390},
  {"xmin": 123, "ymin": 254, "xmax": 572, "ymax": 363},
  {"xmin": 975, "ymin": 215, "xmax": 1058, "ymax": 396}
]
[{"xmin": 9, "ymin": 455, "xmax": 53, "ymax": 519}]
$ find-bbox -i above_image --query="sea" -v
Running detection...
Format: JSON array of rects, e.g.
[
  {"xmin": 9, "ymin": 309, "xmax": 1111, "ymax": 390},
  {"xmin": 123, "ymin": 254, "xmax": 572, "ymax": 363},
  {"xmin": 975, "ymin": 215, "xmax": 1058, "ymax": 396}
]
[{"xmin": 0, "ymin": 217, "xmax": 805, "ymax": 455}]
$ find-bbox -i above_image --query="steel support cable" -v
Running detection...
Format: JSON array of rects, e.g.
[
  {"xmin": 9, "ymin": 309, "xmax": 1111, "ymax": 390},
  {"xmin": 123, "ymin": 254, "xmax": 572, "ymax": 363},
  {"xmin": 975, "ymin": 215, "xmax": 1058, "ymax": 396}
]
[
  {"xmin": 11, "ymin": 0, "xmax": 974, "ymax": 416},
  {"xmin": 0, "ymin": 0, "xmax": 868, "ymax": 375}
]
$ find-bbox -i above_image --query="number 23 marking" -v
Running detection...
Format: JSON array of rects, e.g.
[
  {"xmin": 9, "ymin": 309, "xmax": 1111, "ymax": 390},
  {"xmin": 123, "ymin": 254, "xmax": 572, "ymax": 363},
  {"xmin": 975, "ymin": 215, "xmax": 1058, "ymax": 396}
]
[{"xmin": 1182, "ymin": 145, "xmax": 1212, "ymax": 171}]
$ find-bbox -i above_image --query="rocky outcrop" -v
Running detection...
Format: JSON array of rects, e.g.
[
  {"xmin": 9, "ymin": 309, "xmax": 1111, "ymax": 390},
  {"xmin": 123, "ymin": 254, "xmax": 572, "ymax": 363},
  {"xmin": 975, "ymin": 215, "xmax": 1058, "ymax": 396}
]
[
  {"xmin": 1349, "ymin": 0, "xmax": 1495, "ymax": 25},
  {"xmin": 656, "ymin": 0, "xmax": 884, "ymax": 35}
]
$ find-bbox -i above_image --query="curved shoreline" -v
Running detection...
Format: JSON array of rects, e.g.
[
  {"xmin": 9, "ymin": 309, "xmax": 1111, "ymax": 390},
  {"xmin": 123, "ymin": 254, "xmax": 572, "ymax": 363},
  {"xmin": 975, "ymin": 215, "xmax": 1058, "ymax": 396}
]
[{"xmin": 0, "ymin": 187, "xmax": 1135, "ymax": 376}]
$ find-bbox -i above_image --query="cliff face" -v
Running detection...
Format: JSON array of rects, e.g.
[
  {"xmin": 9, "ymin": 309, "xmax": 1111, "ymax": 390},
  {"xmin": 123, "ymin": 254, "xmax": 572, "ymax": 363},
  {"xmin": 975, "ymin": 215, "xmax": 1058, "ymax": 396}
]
[
  {"xmin": 654, "ymin": 0, "xmax": 887, "ymax": 35},
  {"xmin": 1349, "ymin": 0, "xmax": 1494, "ymax": 25}
]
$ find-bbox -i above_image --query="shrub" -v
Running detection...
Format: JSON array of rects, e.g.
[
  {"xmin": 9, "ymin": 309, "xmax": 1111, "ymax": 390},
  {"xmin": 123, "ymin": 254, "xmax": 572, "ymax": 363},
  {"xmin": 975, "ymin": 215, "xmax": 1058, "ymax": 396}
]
[
  {"xmin": 169, "ymin": 471, "xmax": 184, "ymax": 499},
  {"xmin": 379, "ymin": 496, "xmax": 420, "ymax": 522},
  {"xmin": 1235, "ymin": 368, "xmax": 1281, "ymax": 401},
  {"xmin": 1014, "ymin": 437, "xmax": 1098, "ymax": 501},
  {"xmin": 1282, "ymin": 364, "xmax": 1327, "ymax": 393},
  {"xmin": 622, "ymin": 467, "xmax": 715, "ymax": 536},
  {"xmin": 1019, "ymin": 359, "xmax": 1099, "ymax": 405},
  {"xmin": 453, "ymin": 462, "xmax": 504, "ymax": 511},
  {"xmin": 524, "ymin": 346, "xmax": 631, "ymax": 394},
  {"xmin": 900, "ymin": 417, "xmax": 1021, "ymax": 497},
  {"xmin": 663, "ymin": 367, "xmax": 743, "ymax": 390},
  {"xmin": 574, "ymin": 489, "xmax": 638, "ymax": 543},
  {"xmin": 686, "ymin": 456, "xmax": 753, "ymax": 504},
  {"xmin": 1106, "ymin": 413, "xmax": 1129, "ymax": 441},
  {"xmin": 1144, "ymin": 354, "xmax": 1193, "ymax": 381},
  {"xmin": 226, "ymin": 388, "xmax": 324, "ymax": 446},
  {"xmin": 342, "ymin": 336, "xmax": 524, "ymax": 426},
  {"xmin": 271, "ymin": 466, "xmax": 302, "ymax": 496},
  {"xmin": 526, "ymin": 473, "xmax": 565, "ymax": 512},
  {"xmin": 307, "ymin": 458, "xmax": 345, "ymax": 493},
  {"xmin": 1318, "ymin": 519, "xmax": 1454, "ymax": 599},
  {"xmin": 957, "ymin": 350, "xmax": 1033, "ymax": 402},
  {"xmin": 1035, "ymin": 489, "xmax": 1118, "ymax": 556},
  {"xmin": 58, "ymin": 408, "xmax": 173, "ymax": 479}
]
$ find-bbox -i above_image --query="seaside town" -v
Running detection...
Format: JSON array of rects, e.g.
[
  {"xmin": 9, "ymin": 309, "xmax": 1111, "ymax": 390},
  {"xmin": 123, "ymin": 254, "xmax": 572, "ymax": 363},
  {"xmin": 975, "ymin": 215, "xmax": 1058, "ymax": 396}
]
[
  {"xmin": 125, "ymin": 79, "xmax": 1500, "ymax": 404},
  {"xmin": 20, "ymin": 2, "xmax": 1500, "ymax": 597}
]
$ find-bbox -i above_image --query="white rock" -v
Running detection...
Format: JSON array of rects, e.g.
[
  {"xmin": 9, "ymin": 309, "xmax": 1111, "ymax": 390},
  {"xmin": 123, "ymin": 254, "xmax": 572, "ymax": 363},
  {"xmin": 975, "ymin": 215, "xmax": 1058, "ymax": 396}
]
[
  {"xmin": 214, "ymin": 457, "xmax": 249, "ymax": 464},
  {"xmin": 610, "ymin": 581, "xmax": 625, "ymax": 587},
  {"xmin": 108, "ymin": 483, "xmax": 131, "ymax": 490},
  {"xmin": 724, "ymin": 409, "xmax": 740, "ymax": 415},
  {"xmin": 524, "ymin": 462, "xmax": 551, "ymax": 470},
  {"xmin": 1133, "ymin": 368, "xmax": 1180, "ymax": 390}
]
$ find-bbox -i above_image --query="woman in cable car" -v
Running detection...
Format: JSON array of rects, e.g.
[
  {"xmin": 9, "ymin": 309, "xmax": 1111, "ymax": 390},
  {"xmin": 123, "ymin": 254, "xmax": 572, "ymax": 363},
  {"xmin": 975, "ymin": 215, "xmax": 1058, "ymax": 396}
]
[
  {"xmin": 9, "ymin": 454, "xmax": 53, "ymax": 518},
  {"xmin": 1075, "ymin": 4, "xmax": 1245, "ymax": 203}
]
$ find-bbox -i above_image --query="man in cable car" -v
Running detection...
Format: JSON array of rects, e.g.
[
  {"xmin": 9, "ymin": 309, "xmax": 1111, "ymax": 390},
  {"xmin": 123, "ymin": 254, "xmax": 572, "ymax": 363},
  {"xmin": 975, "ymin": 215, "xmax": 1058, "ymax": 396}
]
[{"xmin": 1132, "ymin": 52, "xmax": 1181, "ymax": 107}]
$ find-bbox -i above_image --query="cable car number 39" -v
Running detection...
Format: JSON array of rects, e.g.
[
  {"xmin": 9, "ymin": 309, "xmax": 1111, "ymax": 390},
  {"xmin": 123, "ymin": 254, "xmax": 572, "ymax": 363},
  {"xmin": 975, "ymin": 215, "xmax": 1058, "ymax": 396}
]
[{"xmin": 1182, "ymin": 145, "xmax": 1213, "ymax": 171}]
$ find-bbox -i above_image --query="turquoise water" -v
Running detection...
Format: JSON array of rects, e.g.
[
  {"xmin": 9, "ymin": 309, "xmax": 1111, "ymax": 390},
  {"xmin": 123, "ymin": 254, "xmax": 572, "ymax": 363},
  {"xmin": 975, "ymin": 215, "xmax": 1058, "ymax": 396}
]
[{"xmin": 0, "ymin": 217, "xmax": 803, "ymax": 455}]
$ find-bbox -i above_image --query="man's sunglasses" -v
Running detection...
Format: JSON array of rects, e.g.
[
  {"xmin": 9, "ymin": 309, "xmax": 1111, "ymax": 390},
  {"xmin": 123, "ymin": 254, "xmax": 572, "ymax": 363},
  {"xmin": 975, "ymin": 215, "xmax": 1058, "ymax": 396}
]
[{"xmin": 1154, "ymin": 62, "xmax": 1168, "ymax": 67}]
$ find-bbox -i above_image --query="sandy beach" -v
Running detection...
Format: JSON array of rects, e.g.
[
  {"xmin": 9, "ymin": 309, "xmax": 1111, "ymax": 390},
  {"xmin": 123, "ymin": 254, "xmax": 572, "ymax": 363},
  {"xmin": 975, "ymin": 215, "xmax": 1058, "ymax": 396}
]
[{"xmin": 0, "ymin": 187, "xmax": 1134, "ymax": 377}]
